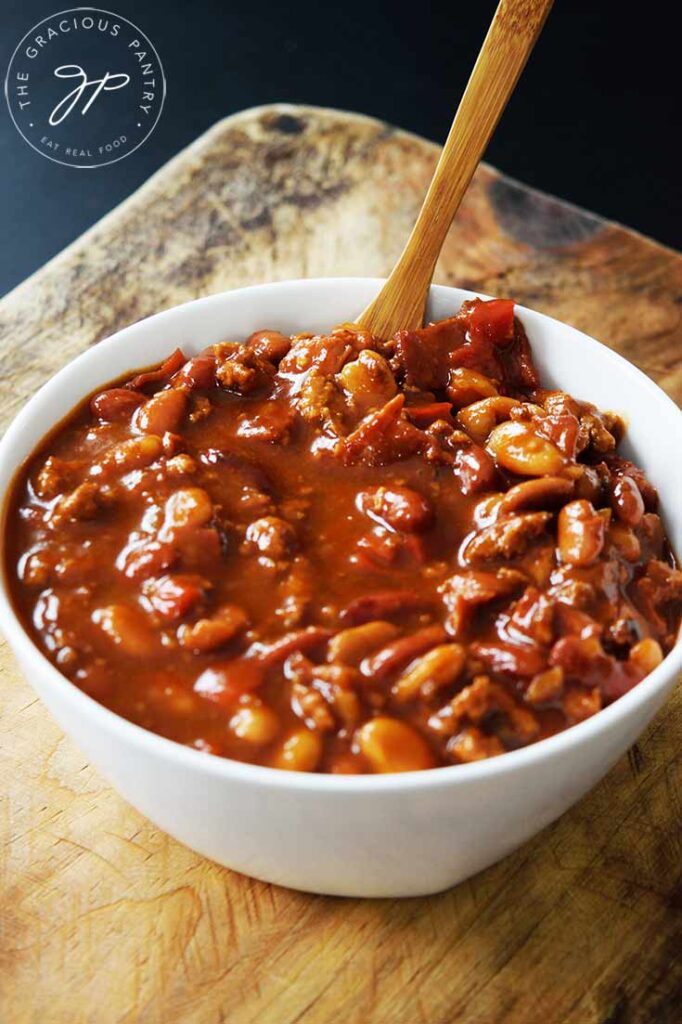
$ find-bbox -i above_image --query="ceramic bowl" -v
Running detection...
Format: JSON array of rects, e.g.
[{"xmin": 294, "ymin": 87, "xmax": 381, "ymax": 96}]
[{"xmin": 1, "ymin": 278, "xmax": 680, "ymax": 897}]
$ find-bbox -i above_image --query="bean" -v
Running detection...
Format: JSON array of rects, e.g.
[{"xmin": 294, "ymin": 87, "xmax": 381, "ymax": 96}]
[
  {"xmin": 339, "ymin": 590, "xmax": 433, "ymax": 626},
  {"xmin": 328, "ymin": 620, "xmax": 400, "ymax": 666},
  {"xmin": 270, "ymin": 729, "xmax": 322, "ymax": 772},
  {"xmin": 488, "ymin": 421, "xmax": 565, "ymax": 476},
  {"xmin": 456, "ymin": 396, "xmax": 518, "ymax": 443},
  {"xmin": 392, "ymin": 643, "xmax": 466, "ymax": 702},
  {"xmin": 629, "ymin": 638, "xmax": 663, "ymax": 676},
  {"xmin": 173, "ymin": 355, "xmax": 217, "ymax": 390},
  {"xmin": 92, "ymin": 435, "xmax": 164, "ymax": 477},
  {"xmin": 246, "ymin": 330, "xmax": 291, "ymax": 364},
  {"xmin": 329, "ymin": 753, "xmax": 363, "ymax": 774},
  {"xmin": 337, "ymin": 350, "xmax": 397, "ymax": 413},
  {"xmin": 471, "ymin": 641, "xmax": 547, "ymax": 677},
  {"xmin": 249, "ymin": 627, "xmax": 334, "ymax": 665},
  {"xmin": 355, "ymin": 717, "xmax": 435, "ymax": 773},
  {"xmin": 453, "ymin": 444, "xmax": 498, "ymax": 495},
  {"xmin": 194, "ymin": 659, "xmax": 264, "ymax": 706},
  {"xmin": 357, "ymin": 485, "xmax": 433, "ymax": 533},
  {"xmin": 557, "ymin": 500, "xmax": 605, "ymax": 566},
  {"xmin": 163, "ymin": 487, "xmax": 213, "ymax": 531},
  {"xmin": 611, "ymin": 475, "xmax": 645, "ymax": 527},
  {"xmin": 178, "ymin": 604, "xmax": 248, "ymax": 652},
  {"xmin": 446, "ymin": 367, "xmax": 499, "ymax": 408},
  {"xmin": 229, "ymin": 702, "xmax": 279, "ymax": 745},
  {"xmin": 495, "ymin": 476, "xmax": 574, "ymax": 516},
  {"xmin": 92, "ymin": 604, "xmax": 160, "ymax": 657},
  {"xmin": 361, "ymin": 625, "xmax": 446, "ymax": 681},
  {"xmin": 118, "ymin": 538, "xmax": 176, "ymax": 580},
  {"xmin": 133, "ymin": 388, "xmax": 187, "ymax": 436},
  {"xmin": 90, "ymin": 387, "xmax": 145, "ymax": 422},
  {"xmin": 525, "ymin": 666, "xmax": 564, "ymax": 706},
  {"xmin": 144, "ymin": 574, "xmax": 206, "ymax": 623}
]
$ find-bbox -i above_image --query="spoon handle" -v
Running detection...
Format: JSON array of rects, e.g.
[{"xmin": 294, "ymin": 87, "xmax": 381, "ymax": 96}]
[{"xmin": 358, "ymin": 0, "xmax": 554, "ymax": 339}]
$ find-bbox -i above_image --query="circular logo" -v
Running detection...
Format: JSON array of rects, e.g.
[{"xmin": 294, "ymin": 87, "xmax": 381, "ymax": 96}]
[{"xmin": 4, "ymin": 7, "xmax": 165, "ymax": 168}]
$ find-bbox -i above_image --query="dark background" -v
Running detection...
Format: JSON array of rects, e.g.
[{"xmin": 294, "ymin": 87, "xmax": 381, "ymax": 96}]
[{"xmin": 1, "ymin": 0, "xmax": 679, "ymax": 298}]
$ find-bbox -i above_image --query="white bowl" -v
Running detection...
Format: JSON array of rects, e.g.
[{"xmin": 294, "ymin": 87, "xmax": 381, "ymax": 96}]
[{"xmin": 1, "ymin": 278, "xmax": 680, "ymax": 898}]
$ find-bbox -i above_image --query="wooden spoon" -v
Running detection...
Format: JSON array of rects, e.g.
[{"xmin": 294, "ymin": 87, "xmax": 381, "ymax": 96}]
[{"xmin": 357, "ymin": 0, "xmax": 554, "ymax": 339}]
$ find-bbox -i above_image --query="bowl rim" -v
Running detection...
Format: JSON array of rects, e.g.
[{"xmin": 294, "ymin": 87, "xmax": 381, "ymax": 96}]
[{"xmin": 1, "ymin": 275, "xmax": 680, "ymax": 792}]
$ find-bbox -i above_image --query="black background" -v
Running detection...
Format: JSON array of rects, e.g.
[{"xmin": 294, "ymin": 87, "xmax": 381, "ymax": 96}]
[{"xmin": 1, "ymin": 0, "xmax": 679, "ymax": 299}]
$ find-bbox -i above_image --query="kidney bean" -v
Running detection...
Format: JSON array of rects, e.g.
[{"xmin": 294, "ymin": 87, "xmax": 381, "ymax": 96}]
[
  {"xmin": 173, "ymin": 354, "xmax": 217, "ymax": 390},
  {"xmin": 495, "ymin": 476, "xmax": 574, "ymax": 516},
  {"xmin": 144, "ymin": 574, "xmax": 207, "ymax": 623},
  {"xmin": 471, "ymin": 641, "xmax": 547, "ymax": 677},
  {"xmin": 549, "ymin": 635, "xmax": 612, "ymax": 687},
  {"xmin": 360, "ymin": 625, "xmax": 446, "ymax": 681},
  {"xmin": 392, "ymin": 643, "xmax": 466, "ymax": 702},
  {"xmin": 90, "ymin": 387, "xmax": 145, "ymax": 422},
  {"xmin": 611, "ymin": 475, "xmax": 645, "ymax": 527},
  {"xmin": 194, "ymin": 659, "xmax": 265, "ymax": 706},
  {"xmin": 453, "ymin": 444, "xmax": 498, "ymax": 495},
  {"xmin": 488, "ymin": 421, "xmax": 565, "ymax": 476},
  {"xmin": 246, "ymin": 329, "xmax": 291, "ymax": 364},
  {"xmin": 339, "ymin": 590, "xmax": 433, "ymax": 626},
  {"xmin": 357, "ymin": 485, "xmax": 433, "ymax": 533},
  {"xmin": 328, "ymin": 620, "xmax": 400, "ymax": 666},
  {"xmin": 133, "ymin": 388, "xmax": 187, "ymax": 436},
  {"xmin": 557, "ymin": 499, "xmax": 605, "ymax": 566},
  {"xmin": 355, "ymin": 717, "xmax": 435, "ymax": 773},
  {"xmin": 117, "ymin": 538, "xmax": 176, "ymax": 580},
  {"xmin": 248, "ymin": 627, "xmax": 334, "ymax": 665}
]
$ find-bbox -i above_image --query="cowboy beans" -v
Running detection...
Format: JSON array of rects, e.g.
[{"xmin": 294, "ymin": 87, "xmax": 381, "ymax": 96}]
[{"xmin": 5, "ymin": 298, "xmax": 681, "ymax": 773}]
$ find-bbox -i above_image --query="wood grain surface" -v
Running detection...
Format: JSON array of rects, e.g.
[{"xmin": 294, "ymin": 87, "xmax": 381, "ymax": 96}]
[{"xmin": 0, "ymin": 104, "xmax": 680, "ymax": 1024}]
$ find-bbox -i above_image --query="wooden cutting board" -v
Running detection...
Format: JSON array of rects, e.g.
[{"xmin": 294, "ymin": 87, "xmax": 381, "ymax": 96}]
[{"xmin": 0, "ymin": 105, "xmax": 680, "ymax": 1024}]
